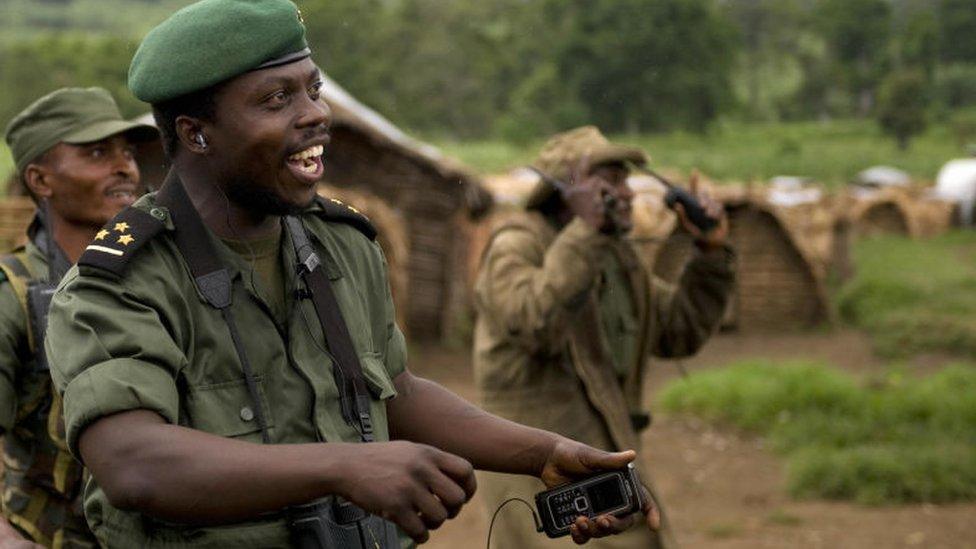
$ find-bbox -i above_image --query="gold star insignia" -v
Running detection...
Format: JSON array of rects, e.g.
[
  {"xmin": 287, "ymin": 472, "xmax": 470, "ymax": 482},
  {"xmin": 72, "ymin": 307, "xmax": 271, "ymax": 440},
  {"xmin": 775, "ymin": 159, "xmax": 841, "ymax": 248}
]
[
  {"xmin": 296, "ymin": 7, "xmax": 305, "ymax": 24},
  {"xmin": 117, "ymin": 234, "xmax": 134, "ymax": 246},
  {"xmin": 114, "ymin": 222, "xmax": 130, "ymax": 232},
  {"xmin": 348, "ymin": 205, "xmax": 361, "ymax": 214},
  {"xmin": 95, "ymin": 229, "xmax": 109, "ymax": 241},
  {"xmin": 330, "ymin": 198, "xmax": 343, "ymax": 205}
]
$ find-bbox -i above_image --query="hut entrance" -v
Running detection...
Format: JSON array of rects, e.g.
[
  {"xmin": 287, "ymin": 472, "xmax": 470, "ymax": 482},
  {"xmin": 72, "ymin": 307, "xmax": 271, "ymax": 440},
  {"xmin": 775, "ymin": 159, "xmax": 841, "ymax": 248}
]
[
  {"xmin": 729, "ymin": 206, "xmax": 827, "ymax": 330},
  {"xmin": 855, "ymin": 202, "xmax": 909, "ymax": 238}
]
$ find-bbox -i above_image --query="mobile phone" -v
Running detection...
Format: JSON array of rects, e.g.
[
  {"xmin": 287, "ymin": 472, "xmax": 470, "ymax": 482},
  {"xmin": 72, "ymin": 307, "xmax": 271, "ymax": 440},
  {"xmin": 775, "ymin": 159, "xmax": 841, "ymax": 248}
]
[
  {"xmin": 664, "ymin": 186, "xmax": 719, "ymax": 232},
  {"xmin": 534, "ymin": 464, "xmax": 644, "ymax": 538}
]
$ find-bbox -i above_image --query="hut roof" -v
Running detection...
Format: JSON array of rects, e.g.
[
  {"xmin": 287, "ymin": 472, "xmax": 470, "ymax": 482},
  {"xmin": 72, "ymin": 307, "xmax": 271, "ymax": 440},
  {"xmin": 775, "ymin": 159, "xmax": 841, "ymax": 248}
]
[
  {"xmin": 845, "ymin": 186, "xmax": 955, "ymax": 239},
  {"xmin": 318, "ymin": 74, "xmax": 492, "ymax": 217}
]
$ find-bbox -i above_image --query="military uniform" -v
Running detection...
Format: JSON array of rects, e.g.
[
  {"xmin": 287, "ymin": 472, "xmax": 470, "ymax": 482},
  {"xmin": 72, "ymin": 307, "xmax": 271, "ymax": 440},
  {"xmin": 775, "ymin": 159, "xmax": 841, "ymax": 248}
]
[
  {"xmin": 473, "ymin": 129, "xmax": 735, "ymax": 548},
  {"xmin": 42, "ymin": 2, "xmax": 414, "ymax": 547},
  {"xmin": 0, "ymin": 228, "xmax": 93, "ymax": 548},
  {"xmin": 0, "ymin": 87, "xmax": 155, "ymax": 548},
  {"xmin": 46, "ymin": 188, "xmax": 406, "ymax": 547}
]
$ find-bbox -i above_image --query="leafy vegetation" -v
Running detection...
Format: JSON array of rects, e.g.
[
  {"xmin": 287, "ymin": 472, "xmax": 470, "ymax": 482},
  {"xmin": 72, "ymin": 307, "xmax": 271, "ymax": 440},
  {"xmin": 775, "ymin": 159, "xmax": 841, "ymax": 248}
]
[
  {"xmin": 2, "ymin": 0, "xmax": 976, "ymax": 145},
  {"xmin": 658, "ymin": 361, "xmax": 976, "ymax": 504},
  {"xmin": 837, "ymin": 231, "xmax": 976, "ymax": 358}
]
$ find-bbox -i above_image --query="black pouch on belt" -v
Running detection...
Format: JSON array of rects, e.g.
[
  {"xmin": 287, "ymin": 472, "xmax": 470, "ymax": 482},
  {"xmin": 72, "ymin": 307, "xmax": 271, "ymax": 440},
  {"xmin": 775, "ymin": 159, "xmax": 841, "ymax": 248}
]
[{"xmin": 288, "ymin": 497, "xmax": 400, "ymax": 549}]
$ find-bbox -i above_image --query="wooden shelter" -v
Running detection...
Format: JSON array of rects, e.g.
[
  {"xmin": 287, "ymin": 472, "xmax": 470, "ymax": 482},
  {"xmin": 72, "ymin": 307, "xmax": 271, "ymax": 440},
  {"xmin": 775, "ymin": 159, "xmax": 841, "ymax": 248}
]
[
  {"xmin": 845, "ymin": 186, "xmax": 955, "ymax": 239},
  {"xmin": 2, "ymin": 76, "xmax": 492, "ymax": 341},
  {"xmin": 317, "ymin": 74, "xmax": 492, "ymax": 340}
]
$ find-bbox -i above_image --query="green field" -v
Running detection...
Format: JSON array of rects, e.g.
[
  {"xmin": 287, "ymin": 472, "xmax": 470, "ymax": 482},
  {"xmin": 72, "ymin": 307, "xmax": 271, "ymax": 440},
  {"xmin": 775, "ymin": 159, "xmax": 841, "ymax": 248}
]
[
  {"xmin": 837, "ymin": 231, "xmax": 976, "ymax": 359},
  {"xmin": 435, "ymin": 118, "xmax": 971, "ymax": 185},
  {"xmin": 659, "ymin": 361, "xmax": 976, "ymax": 504}
]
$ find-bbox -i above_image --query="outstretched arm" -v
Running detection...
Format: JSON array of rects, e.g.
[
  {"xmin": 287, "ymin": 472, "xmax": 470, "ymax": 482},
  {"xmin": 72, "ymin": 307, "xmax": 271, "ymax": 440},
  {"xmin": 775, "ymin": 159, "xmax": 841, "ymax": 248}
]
[
  {"xmin": 77, "ymin": 409, "xmax": 475, "ymax": 544},
  {"xmin": 387, "ymin": 370, "xmax": 660, "ymax": 542}
]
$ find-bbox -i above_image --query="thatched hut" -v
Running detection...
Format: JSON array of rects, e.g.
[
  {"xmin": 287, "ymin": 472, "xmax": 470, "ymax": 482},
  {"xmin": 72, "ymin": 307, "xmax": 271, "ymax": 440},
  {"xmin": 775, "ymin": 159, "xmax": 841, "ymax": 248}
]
[
  {"xmin": 2, "ymin": 78, "xmax": 491, "ymax": 341},
  {"xmin": 317, "ymin": 74, "xmax": 493, "ymax": 340},
  {"xmin": 846, "ymin": 186, "xmax": 955, "ymax": 239}
]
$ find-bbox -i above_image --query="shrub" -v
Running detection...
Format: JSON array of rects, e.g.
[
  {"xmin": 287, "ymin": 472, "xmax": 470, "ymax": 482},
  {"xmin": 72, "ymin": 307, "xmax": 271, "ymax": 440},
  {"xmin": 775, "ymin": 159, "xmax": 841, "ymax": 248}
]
[{"xmin": 659, "ymin": 362, "xmax": 976, "ymax": 504}]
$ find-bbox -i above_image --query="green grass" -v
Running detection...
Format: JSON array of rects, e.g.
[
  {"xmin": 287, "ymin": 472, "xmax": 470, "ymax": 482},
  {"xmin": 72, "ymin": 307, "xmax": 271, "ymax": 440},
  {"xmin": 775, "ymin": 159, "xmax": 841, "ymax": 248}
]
[
  {"xmin": 658, "ymin": 361, "xmax": 976, "ymax": 504},
  {"xmin": 435, "ymin": 118, "xmax": 967, "ymax": 185},
  {"xmin": 705, "ymin": 522, "xmax": 742, "ymax": 539},
  {"xmin": 837, "ymin": 231, "xmax": 976, "ymax": 359}
]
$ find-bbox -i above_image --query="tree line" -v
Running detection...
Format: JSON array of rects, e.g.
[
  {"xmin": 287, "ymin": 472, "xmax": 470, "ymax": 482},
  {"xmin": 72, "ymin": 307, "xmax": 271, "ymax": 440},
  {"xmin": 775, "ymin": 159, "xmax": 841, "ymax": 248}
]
[{"xmin": 1, "ymin": 0, "xmax": 975, "ymax": 145}]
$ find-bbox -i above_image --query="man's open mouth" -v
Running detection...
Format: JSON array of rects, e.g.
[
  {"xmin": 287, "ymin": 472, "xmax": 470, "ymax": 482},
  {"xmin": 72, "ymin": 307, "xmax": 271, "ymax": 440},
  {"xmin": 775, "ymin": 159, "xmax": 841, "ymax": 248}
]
[
  {"xmin": 287, "ymin": 144, "xmax": 325, "ymax": 175},
  {"xmin": 105, "ymin": 185, "xmax": 137, "ymax": 202}
]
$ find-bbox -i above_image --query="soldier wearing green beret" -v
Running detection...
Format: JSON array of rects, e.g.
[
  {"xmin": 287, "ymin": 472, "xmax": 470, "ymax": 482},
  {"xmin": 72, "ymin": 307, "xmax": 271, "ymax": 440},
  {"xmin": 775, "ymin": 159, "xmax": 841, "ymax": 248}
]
[
  {"xmin": 473, "ymin": 126, "xmax": 737, "ymax": 548},
  {"xmin": 44, "ymin": 1, "xmax": 659, "ymax": 548},
  {"xmin": 0, "ymin": 87, "xmax": 156, "ymax": 548}
]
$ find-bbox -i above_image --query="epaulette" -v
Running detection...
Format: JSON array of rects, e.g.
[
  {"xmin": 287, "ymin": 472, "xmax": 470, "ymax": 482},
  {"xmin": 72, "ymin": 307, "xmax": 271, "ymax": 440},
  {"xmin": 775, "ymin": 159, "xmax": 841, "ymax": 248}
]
[
  {"xmin": 311, "ymin": 195, "xmax": 377, "ymax": 241},
  {"xmin": 78, "ymin": 206, "xmax": 166, "ymax": 276}
]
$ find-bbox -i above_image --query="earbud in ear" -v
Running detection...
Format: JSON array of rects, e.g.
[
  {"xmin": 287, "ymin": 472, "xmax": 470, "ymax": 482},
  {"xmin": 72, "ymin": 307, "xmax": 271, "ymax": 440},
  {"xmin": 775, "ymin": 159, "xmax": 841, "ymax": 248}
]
[{"xmin": 195, "ymin": 133, "xmax": 208, "ymax": 149}]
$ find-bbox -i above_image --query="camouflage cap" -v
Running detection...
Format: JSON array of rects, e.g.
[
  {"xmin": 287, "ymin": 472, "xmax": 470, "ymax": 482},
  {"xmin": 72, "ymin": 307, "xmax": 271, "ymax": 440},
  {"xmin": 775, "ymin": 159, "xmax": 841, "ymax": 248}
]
[
  {"xmin": 129, "ymin": 0, "xmax": 310, "ymax": 103},
  {"xmin": 527, "ymin": 126, "xmax": 648, "ymax": 208},
  {"xmin": 4, "ymin": 87, "xmax": 158, "ymax": 175}
]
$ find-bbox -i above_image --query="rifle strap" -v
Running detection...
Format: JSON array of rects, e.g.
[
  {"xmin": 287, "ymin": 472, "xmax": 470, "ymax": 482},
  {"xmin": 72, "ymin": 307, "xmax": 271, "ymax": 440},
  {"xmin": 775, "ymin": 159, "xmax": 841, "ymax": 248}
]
[
  {"xmin": 155, "ymin": 173, "xmax": 271, "ymax": 443},
  {"xmin": 284, "ymin": 216, "xmax": 374, "ymax": 442}
]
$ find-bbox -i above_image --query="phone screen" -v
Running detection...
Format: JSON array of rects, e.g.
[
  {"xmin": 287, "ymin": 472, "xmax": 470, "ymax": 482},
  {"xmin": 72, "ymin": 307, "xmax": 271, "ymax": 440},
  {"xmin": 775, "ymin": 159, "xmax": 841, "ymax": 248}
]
[{"xmin": 585, "ymin": 477, "xmax": 625, "ymax": 513}]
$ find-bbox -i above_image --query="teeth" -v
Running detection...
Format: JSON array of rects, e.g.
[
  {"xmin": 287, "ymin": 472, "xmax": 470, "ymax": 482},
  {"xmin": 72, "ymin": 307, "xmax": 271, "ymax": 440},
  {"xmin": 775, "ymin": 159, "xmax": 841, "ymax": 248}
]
[{"xmin": 288, "ymin": 144, "xmax": 323, "ymax": 162}]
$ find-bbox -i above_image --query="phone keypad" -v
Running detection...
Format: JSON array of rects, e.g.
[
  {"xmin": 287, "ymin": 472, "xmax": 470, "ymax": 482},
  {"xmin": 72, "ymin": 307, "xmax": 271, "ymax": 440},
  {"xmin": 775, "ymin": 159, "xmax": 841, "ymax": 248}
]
[{"xmin": 550, "ymin": 488, "xmax": 592, "ymax": 528}]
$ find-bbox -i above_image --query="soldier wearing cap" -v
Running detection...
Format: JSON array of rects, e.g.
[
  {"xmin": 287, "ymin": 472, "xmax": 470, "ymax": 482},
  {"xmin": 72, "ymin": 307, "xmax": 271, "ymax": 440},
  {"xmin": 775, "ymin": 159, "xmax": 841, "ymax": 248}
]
[
  {"xmin": 44, "ymin": 2, "xmax": 659, "ymax": 548},
  {"xmin": 473, "ymin": 126, "xmax": 736, "ymax": 548},
  {"xmin": 0, "ymin": 87, "xmax": 156, "ymax": 548}
]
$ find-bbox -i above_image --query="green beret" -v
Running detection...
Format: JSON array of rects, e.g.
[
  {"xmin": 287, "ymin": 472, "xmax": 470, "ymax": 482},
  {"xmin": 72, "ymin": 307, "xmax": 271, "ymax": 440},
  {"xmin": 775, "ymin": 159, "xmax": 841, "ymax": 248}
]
[
  {"xmin": 4, "ymin": 87, "xmax": 158, "ymax": 175},
  {"xmin": 129, "ymin": 0, "xmax": 310, "ymax": 104}
]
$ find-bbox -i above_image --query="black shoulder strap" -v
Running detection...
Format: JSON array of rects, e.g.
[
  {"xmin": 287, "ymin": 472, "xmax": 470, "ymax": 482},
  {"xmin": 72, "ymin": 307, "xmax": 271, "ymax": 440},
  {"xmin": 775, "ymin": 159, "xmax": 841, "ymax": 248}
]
[
  {"xmin": 155, "ymin": 173, "xmax": 271, "ymax": 443},
  {"xmin": 312, "ymin": 196, "xmax": 377, "ymax": 241},
  {"xmin": 78, "ymin": 208, "xmax": 165, "ymax": 276},
  {"xmin": 285, "ymin": 215, "xmax": 374, "ymax": 442}
]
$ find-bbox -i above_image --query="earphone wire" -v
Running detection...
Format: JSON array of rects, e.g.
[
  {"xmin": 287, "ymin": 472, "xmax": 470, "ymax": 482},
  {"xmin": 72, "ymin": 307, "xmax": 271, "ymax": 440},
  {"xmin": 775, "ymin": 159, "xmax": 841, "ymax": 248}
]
[{"xmin": 486, "ymin": 497, "xmax": 542, "ymax": 549}]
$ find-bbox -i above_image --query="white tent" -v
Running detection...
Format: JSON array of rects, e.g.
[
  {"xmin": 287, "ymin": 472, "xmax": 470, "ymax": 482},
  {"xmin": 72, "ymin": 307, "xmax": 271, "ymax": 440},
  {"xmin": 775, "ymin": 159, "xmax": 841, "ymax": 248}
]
[
  {"xmin": 935, "ymin": 159, "xmax": 976, "ymax": 225},
  {"xmin": 854, "ymin": 166, "xmax": 912, "ymax": 188}
]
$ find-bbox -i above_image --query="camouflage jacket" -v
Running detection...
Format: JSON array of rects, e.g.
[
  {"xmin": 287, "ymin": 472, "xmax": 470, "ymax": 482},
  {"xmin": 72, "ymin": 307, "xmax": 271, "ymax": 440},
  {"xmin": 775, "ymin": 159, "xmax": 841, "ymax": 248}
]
[
  {"xmin": 473, "ymin": 212, "xmax": 735, "ymax": 549},
  {"xmin": 0, "ymin": 228, "xmax": 95, "ymax": 549}
]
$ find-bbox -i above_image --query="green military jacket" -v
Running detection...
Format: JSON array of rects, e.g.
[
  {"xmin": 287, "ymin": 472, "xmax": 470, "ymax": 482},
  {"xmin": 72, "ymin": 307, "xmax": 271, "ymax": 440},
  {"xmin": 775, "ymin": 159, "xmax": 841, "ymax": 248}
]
[
  {"xmin": 0, "ymin": 230, "xmax": 94, "ymax": 549},
  {"xmin": 473, "ymin": 212, "xmax": 735, "ymax": 549},
  {"xmin": 46, "ymin": 193, "xmax": 407, "ymax": 548}
]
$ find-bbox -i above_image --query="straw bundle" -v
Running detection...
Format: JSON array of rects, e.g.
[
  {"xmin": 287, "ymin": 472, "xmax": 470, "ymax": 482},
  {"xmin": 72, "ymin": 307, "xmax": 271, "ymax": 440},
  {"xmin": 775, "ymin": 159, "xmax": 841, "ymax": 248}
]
[{"xmin": 0, "ymin": 197, "xmax": 35, "ymax": 252}]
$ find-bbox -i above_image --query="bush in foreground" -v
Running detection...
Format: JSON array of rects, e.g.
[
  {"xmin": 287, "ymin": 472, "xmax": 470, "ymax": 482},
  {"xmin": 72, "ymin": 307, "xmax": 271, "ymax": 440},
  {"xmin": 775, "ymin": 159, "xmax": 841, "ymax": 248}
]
[{"xmin": 658, "ymin": 361, "xmax": 976, "ymax": 504}]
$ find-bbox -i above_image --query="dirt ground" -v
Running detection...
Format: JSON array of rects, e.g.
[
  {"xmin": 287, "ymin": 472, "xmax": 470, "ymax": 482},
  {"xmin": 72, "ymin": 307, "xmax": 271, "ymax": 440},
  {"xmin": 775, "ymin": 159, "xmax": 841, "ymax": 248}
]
[{"xmin": 409, "ymin": 329, "xmax": 976, "ymax": 549}]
